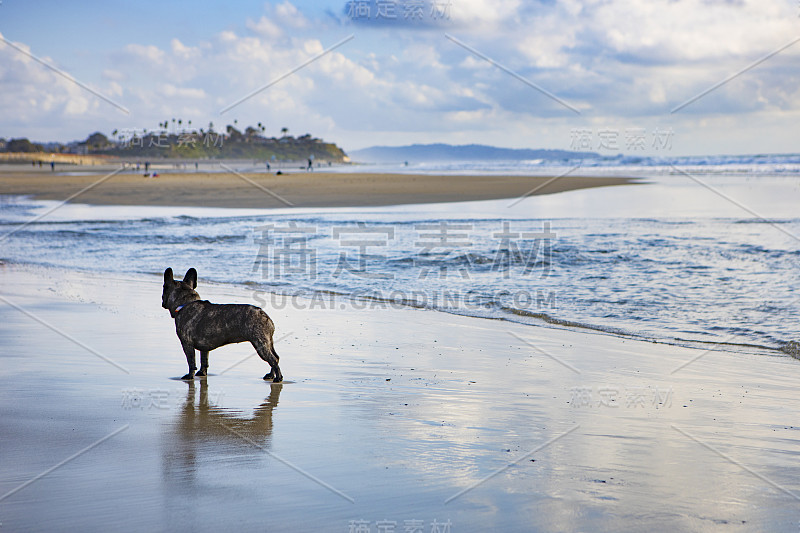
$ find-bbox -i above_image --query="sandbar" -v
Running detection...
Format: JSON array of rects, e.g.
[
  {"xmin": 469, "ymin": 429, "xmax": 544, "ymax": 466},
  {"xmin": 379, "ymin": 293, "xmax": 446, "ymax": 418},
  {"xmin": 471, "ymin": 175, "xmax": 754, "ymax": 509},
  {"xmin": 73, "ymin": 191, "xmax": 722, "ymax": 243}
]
[{"xmin": 0, "ymin": 169, "xmax": 635, "ymax": 208}]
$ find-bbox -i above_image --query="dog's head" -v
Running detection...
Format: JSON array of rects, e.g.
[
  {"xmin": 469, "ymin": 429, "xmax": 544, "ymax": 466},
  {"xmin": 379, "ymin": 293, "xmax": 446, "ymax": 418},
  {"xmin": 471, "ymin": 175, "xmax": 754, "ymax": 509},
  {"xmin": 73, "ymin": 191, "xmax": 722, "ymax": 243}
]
[{"xmin": 162, "ymin": 268, "xmax": 200, "ymax": 315}]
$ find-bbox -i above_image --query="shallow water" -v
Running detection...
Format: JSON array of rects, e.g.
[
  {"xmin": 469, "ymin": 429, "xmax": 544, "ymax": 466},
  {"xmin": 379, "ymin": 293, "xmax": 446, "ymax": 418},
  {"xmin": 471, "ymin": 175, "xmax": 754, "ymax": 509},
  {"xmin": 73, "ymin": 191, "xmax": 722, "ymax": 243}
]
[{"xmin": 1, "ymin": 172, "xmax": 798, "ymax": 353}]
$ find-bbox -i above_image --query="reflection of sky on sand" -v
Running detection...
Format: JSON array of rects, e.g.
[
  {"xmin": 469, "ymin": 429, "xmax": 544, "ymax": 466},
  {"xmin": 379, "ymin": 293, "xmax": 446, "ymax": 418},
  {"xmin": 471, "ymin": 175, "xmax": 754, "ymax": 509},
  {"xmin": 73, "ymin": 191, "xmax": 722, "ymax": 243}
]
[
  {"xmin": 2, "ymin": 188, "xmax": 800, "ymax": 530},
  {"xmin": 278, "ymin": 301, "xmax": 800, "ymax": 531}
]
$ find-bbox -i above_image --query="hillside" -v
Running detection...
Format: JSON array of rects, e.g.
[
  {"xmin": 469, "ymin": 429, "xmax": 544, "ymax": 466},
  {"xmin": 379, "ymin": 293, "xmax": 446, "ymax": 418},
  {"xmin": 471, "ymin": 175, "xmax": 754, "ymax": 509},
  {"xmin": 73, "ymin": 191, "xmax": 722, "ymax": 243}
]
[
  {"xmin": 0, "ymin": 125, "xmax": 349, "ymax": 163},
  {"xmin": 350, "ymin": 143, "xmax": 598, "ymax": 162}
]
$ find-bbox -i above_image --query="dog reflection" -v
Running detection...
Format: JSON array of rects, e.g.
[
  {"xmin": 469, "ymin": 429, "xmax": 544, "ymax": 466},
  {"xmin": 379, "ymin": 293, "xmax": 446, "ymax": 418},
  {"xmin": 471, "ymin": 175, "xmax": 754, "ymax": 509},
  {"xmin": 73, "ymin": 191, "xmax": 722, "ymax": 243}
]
[{"xmin": 163, "ymin": 380, "xmax": 282, "ymax": 484}]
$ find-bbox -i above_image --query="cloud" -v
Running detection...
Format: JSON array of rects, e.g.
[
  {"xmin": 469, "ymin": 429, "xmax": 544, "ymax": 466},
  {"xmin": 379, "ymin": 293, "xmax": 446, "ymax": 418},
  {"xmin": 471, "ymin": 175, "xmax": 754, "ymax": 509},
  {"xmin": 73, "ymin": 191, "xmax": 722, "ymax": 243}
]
[
  {"xmin": 159, "ymin": 83, "xmax": 207, "ymax": 100},
  {"xmin": 1, "ymin": 1, "xmax": 797, "ymax": 154},
  {"xmin": 123, "ymin": 43, "xmax": 165, "ymax": 64},
  {"xmin": 274, "ymin": 1, "xmax": 309, "ymax": 28},
  {"xmin": 247, "ymin": 16, "xmax": 284, "ymax": 39}
]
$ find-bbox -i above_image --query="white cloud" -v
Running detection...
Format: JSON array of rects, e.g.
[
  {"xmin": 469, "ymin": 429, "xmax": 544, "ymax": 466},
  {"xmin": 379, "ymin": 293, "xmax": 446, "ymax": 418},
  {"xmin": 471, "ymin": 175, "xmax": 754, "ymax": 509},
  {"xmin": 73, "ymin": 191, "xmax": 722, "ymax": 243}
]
[
  {"xmin": 449, "ymin": 0, "xmax": 521, "ymax": 26},
  {"xmin": 274, "ymin": 1, "xmax": 309, "ymax": 28},
  {"xmin": 159, "ymin": 83, "xmax": 206, "ymax": 100},
  {"xmin": 0, "ymin": 1, "xmax": 797, "ymax": 154},
  {"xmin": 124, "ymin": 43, "xmax": 165, "ymax": 64},
  {"xmin": 170, "ymin": 39, "xmax": 201, "ymax": 61},
  {"xmin": 247, "ymin": 16, "xmax": 283, "ymax": 39}
]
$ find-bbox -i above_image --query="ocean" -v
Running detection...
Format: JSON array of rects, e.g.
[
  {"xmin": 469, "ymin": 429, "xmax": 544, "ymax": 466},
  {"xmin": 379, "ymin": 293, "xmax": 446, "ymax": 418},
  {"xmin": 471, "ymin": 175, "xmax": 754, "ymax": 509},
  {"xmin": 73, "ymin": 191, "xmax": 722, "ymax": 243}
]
[{"xmin": 1, "ymin": 156, "xmax": 799, "ymax": 356}]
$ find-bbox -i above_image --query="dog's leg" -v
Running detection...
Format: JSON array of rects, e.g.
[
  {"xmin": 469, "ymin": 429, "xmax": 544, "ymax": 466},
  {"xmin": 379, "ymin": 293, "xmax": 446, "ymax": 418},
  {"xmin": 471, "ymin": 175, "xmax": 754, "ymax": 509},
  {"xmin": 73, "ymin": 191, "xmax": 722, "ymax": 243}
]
[
  {"xmin": 255, "ymin": 341, "xmax": 282, "ymax": 382},
  {"xmin": 196, "ymin": 351, "xmax": 209, "ymax": 377},
  {"xmin": 181, "ymin": 342, "xmax": 197, "ymax": 380}
]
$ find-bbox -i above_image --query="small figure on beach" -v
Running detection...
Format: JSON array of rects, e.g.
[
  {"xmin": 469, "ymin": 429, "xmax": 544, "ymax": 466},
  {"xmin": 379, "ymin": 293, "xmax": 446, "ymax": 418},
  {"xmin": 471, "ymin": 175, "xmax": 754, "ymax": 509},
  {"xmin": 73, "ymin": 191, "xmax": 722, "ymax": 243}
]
[
  {"xmin": 307, "ymin": 157, "xmax": 313, "ymax": 171},
  {"xmin": 50, "ymin": 161, "xmax": 55, "ymax": 172},
  {"xmin": 266, "ymin": 161, "xmax": 270, "ymax": 171},
  {"xmin": 145, "ymin": 161, "xmax": 150, "ymax": 173}
]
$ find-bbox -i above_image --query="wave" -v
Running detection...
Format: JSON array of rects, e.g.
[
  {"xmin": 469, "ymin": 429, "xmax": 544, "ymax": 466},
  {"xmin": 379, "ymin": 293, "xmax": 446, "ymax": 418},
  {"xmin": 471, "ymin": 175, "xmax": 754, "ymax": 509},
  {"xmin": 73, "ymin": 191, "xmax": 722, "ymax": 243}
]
[{"xmin": 400, "ymin": 153, "xmax": 800, "ymax": 175}]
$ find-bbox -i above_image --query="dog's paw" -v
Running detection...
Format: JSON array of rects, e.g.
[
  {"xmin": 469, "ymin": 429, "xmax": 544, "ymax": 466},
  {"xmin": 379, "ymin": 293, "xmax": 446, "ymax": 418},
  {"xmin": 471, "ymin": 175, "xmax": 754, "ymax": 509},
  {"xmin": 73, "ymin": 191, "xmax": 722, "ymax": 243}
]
[
  {"xmin": 263, "ymin": 371, "xmax": 275, "ymax": 381},
  {"xmin": 195, "ymin": 369, "xmax": 206, "ymax": 377},
  {"xmin": 181, "ymin": 372, "xmax": 195, "ymax": 380},
  {"xmin": 272, "ymin": 375, "xmax": 283, "ymax": 383}
]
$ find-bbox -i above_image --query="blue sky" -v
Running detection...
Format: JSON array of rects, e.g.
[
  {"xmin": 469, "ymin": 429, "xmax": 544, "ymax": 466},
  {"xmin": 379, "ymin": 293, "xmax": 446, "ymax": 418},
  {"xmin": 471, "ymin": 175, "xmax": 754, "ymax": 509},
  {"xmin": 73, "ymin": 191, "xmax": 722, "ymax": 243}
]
[{"xmin": 0, "ymin": 0, "xmax": 798, "ymax": 155}]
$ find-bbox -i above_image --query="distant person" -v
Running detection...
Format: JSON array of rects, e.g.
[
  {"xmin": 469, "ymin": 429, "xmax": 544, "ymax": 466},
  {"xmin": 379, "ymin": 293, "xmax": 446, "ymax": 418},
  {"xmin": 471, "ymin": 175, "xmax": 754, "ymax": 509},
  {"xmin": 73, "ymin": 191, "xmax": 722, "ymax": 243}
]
[
  {"xmin": 307, "ymin": 158, "xmax": 313, "ymax": 171},
  {"xmin": 38, "ymin": 161, "xmax": 42, "ymax": 168},
  {"xmin": 145, "ymin": 161, "xmax": 150, "ymax": 173},
  {"xmin": 266, "ymin": 162, "xmax": 270, "ymax": 171},
  {"xmin": 195, "ymin": 162, "xmax": 199, "ymax": 172},
  {"xmin": 50, "ymin": 161, "xmax": 55, "ymax": 172}
]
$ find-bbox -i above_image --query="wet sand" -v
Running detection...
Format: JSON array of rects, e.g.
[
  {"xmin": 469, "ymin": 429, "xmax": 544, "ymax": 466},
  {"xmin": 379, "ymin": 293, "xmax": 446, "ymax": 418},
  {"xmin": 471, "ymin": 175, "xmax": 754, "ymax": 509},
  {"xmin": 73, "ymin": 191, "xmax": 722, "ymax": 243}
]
[
  {"xmin": 0, "ymin": 169, "xmax": 634, "ymax": 208},
  {"xmin": 1, "ymin": 263, "xmax": 799, "ymax": 531}
]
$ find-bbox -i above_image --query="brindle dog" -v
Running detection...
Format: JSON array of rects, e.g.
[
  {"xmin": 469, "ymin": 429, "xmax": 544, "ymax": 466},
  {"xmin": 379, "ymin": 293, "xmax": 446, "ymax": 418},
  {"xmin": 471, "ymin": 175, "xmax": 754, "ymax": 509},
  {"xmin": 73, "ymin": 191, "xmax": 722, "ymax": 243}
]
[{"xmin": 162, "ymin": 268, "xmax": 283, "ymax": 382}]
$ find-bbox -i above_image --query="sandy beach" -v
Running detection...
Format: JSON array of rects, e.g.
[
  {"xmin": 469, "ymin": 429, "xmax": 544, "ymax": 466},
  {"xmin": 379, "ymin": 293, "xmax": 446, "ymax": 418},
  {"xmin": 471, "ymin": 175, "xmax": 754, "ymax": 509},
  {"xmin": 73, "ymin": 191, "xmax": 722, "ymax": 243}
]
[
  {"xmin": 2, "ymin": 170, "xmax": 799, "ymax": 532},
  {"xmin": 4, "ymin": 0, "xmax": 799, "ymax": 530},
  {"xmin": 0, "ymin": 169, "xmax": 635, "ymax": 208},
  {"xmin": 1, "ymin": 263, "xmax": 799, "ymax": 531}
]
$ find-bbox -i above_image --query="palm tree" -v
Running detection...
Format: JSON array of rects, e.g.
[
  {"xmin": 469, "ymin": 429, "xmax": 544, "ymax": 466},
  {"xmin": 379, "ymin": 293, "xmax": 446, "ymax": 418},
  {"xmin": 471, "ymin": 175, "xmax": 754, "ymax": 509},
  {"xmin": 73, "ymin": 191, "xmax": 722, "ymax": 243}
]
[{"xmin": 281, "ymin": 127, "xmax": 288, "ymax": 137}]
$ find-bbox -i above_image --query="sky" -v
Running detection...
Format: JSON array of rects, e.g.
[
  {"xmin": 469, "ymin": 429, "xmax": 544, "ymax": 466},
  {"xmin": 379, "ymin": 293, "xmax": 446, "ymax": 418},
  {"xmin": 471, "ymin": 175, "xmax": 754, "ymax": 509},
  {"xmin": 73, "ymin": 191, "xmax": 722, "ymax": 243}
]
[{"xmin": 0, "ymin": 0, "xmax": 798, "ymax": 156}]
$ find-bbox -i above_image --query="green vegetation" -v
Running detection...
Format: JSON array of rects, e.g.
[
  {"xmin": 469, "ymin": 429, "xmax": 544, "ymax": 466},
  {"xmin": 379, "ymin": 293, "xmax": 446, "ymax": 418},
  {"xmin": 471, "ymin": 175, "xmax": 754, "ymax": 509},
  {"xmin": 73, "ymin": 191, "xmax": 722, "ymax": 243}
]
[
  {"xmin": 1, "ymin": 123, "xmax": 349, "ymax": 162},
  {"xmin": 1, "ymin": 138, "xmax": 45, "ymax": 153}
]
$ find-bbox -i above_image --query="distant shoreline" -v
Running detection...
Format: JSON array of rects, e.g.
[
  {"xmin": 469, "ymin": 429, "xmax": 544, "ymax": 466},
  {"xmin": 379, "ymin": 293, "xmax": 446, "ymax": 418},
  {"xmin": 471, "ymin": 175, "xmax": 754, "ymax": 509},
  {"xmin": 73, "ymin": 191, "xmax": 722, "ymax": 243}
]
[{"xmin": 0, "ymin": 170, "xmax": 636, "ymax": 209}]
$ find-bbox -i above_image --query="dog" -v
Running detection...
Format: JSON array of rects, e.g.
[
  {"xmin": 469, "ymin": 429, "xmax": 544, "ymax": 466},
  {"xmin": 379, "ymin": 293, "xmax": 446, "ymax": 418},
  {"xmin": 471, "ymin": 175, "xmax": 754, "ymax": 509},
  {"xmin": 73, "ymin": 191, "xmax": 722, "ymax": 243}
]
[{"xmin": 162, "ymin": 268, "xmax": 283, "ymax": 382}]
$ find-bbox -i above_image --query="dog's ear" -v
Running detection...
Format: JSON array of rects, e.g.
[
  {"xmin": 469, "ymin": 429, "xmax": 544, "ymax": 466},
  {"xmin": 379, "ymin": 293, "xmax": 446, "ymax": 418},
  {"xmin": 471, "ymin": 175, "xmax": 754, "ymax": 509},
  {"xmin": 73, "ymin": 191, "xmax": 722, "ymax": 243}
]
[
  {"xmin": 164, "ymin": 268, "xmax": 174, "ymax": 283},
  {"xmin": 183, "ymin": 268, "xmax": 198, "ymax": 289}
]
